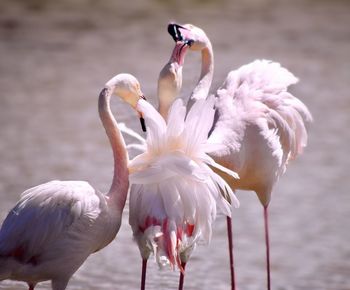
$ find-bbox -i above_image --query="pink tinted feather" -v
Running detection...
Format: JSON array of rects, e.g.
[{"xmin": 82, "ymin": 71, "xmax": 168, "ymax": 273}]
[
  {"xmin": 211, "ymin": 59, "xmax": 312, "ymax": 179},
  {"xmin": 128, "ymin": 98, "xmax": 239, "ymax": 270}
]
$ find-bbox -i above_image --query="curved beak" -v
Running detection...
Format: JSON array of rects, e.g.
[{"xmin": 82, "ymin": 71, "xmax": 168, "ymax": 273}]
[
  {"xmin": 138, "ymin": 95, "xmax": 147, "ymax": 132},
  {"xmin": 139, "ymin": 116, "xmax": 146, "ymax": 132},
  {"xmin": 168, "ymin": 23, "xmax": 194, "ymax": 50},
  {"xmin": 168, "ymin": 23, "xmax": 187, "ymax": 42}
]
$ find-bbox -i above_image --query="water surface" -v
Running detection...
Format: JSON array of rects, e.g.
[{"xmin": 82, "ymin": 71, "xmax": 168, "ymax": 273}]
[{"xmin": 0, "ymin": 0, "xmax": 349, "ymax": 289}]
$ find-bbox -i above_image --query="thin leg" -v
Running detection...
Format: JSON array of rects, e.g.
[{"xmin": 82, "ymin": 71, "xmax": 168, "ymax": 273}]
[
  {"xmin": 226, "ymin": 216, "xmax": 236, "ymax": 290},
  {"xmin": 264, "ymin": 206, "xmax": 271, "ymax": 290},
  {"xmin": 178, "ymin": 261, "xmax": 186, "ymax": 290},
  {"xmin": 141, "ymin": 259, "xmax": 147, "ymax": 290}
]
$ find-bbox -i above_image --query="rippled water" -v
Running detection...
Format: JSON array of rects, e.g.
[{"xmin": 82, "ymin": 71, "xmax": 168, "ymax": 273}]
[{"xmin": 0, "ymin": 0, "xmax": 349, "ymax": 289}]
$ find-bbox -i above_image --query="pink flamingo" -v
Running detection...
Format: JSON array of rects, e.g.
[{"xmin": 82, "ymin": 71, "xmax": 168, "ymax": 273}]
[
  {"xmin": 0, "ymin": 74, "xmax": 146, "ymax": 290},
  {"xmin": 127, "ymin": 39, "xmax": 194, "ymax": 290},
  {"xmin": 165, "ymin": 23, "xmax": 313, "ymax": 290},
  {"xmin": 125, "ymin": 90, "xmax": 240, "ymax": 290}
]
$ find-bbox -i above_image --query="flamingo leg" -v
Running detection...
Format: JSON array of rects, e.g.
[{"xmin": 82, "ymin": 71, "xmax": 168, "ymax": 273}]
[
  {"xmin": 141, "ymin": 259, "xmax": 148, "ymax": 290},
  {"xmin": 28, "ymin": 283, "xmax": 35, "ymax": 290},
  {"xmin": 178, "ymin": 261, "xmax": 186, "ymax": 290},
  {"xmin": 226, "ymin": 216, "xmax": 236, "ymax": 290},
  {"xmin": 264, "ymin": 205, "xmax": 271, "ymax": 290}
]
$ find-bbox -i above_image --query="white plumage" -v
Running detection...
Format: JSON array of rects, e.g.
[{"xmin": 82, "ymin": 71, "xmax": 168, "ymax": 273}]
[
  {"xmin": 0, "ymin": 73, "xmax": 146, "ymax": 290},
  {"xmin": 0, "ymin": 181, "xmax": 118, "ymax": 289},
  {"xmin": 127, "ymin": 97, "xmax": 239, "ymax": 270},
  {"xmin": 166, "ymin": 23, "xmax": 312, "ymax": 290},
  {"xmin": 209, "ymin": 59, "xmax": 312, "ymax": 204}
]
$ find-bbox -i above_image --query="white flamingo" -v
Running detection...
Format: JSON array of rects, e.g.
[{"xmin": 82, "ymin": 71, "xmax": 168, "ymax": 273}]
[
  {"xmin": 125, "ymin": 40, "xmax": 193, "ymax": 290},
  {"xmin": 125, "ymin": 93, "xmax": 240, "ymax": 290},
  {"xmin": 166, "ymin": 23, "xmax": 313, "ymax": 290},
  {"xmin": 0, "ymin": 74, "xmax": 146, "ymax": 290}
]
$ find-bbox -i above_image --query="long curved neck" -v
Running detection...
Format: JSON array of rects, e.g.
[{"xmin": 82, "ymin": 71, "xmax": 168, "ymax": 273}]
[
  {"xmin": 157, "ymin": 43, "xmax": 186, "ymax": 120},
  {"xmin": 187, "ymin": 41, "xmax": 214, "ymax": 111},
  {"xmin": 98, "ymin": 87, "xmax": 129, "ymax": 210}
]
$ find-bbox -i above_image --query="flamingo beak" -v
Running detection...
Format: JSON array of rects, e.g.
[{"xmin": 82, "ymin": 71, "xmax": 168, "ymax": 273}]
[
  {"xmin": 138, "ymin": 95, "xmax": 147, "ymax": 132},
  {"xmin": 168, "ymin": 23, "xmax": 187, "ymax": 42},
  {"xmin": 168, "ymin": 23, "xmax": 194, "ymax": 50},
  {"xmin": 140, "ymin": 116, "xmax": 146, "ymax": 132}
]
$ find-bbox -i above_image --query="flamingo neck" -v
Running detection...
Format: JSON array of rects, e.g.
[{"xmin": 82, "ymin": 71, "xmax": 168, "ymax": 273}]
[
  {"xmin": 158, "ymin": 43, "xmax": 188, "ymax": 120},
  {"xmin": 98, "ymin": 87, "xmax": 129, "ymax": 211},
  {"xmin": 188, "ymin": 42, "xmax": 214, "ymax": 110}
]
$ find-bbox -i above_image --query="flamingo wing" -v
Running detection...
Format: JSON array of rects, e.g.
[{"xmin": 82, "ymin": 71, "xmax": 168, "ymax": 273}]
[
  {"xmin": 0, "ymin": 180, "xmax": 100, "ymax": 264},
  {"xmin": 211, "ymin": 59, "xmax": 312, "ymax": 174}
]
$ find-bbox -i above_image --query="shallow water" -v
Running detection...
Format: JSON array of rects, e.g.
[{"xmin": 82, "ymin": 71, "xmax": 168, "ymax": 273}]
[{"xmin": 0, "ymin": 0, "xmax": 349, "ymax": 289}]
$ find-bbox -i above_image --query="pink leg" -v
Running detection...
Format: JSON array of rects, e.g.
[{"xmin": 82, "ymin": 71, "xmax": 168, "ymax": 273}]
[
  {"xmin": 28, "ymin": 283, "xmax": 35, "ymax": 290},
  {"xmin": 264, "ymin": 206, "xmax": 271, "ymax": 290},
  {"xmin": 178, "ymin": 261, "xmax": 186, "ymax": 290},
  {"xmin": 226, "ymin": 216, "xmax": 236, "ymax": 290},
  {"xmin": 141, "ymin": 259, "xmax": 147, "ymax": 290}
]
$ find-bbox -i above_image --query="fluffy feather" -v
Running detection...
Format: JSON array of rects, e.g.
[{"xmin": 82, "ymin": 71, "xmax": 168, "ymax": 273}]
[
  {"xmin": 209, "ymin": 59, "xmax": 312, "ymax": 204},
  {"xmin": 127, "ymin": 99, "xmax": 239, "ymax": 270},
  {"xmin": 0, "ymin": 181, "xmax": 120, "ymax": 285}
]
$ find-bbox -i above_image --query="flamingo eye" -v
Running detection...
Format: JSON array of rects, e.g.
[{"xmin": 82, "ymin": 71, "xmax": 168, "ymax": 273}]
[{"xmin": 185, "ymin": 39, "xmax": 194, "ymax": 47}]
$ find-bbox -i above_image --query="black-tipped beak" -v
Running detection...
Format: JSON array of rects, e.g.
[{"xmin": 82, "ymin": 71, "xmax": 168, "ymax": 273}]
[
  {"xmin": 168, "ymin": 23, "xmax": 186, "ymax": 42},
  {"xmin": 140, "ymin": 117, "xmax": 146, "ymax": 132},
  {"xmin": 139, "ymin": 95, "xmax": 147, "ymax": 132}
]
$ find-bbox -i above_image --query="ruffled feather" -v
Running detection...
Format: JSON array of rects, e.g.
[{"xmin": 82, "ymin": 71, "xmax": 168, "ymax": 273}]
[
  {"xmin": 210, "ymin": 59, "xmax": 312, "ymax": 181},
  {"xmin": 127, "ymin": 98, "xmax": 239, "ymax": 270}
]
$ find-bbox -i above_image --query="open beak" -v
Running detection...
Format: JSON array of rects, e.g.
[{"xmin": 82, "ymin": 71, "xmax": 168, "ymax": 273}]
[{"xmin": 138, "ymin": 95, "xmax": 147, "ymax": 132}]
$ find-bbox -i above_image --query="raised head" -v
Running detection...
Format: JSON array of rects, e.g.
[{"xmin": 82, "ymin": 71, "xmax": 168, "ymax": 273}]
[{"xmin": 168, "ymin": 23, "xmax": 209, "ymax": 51}]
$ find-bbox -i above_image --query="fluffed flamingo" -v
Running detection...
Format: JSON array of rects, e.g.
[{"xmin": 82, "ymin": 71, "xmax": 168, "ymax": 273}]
[
  {"xmin": 125, "ymin": 39, "xmax": 193, "ymax": 290},
  {"xmin": 125, "ymin": 95, "xmax": 240, "ymax": 290},
  {"xmin": 167, "ymin": 23, "xmax": 313, "ymax": 290},
  {"xmin": 0, "ymin": 73, "xmax": 146, "ymax": 290}
]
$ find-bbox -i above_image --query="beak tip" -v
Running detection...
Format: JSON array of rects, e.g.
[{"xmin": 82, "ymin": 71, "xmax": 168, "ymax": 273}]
[{"xmin": 140, "ymin": 117, "xmax": 147, "ymax": 132}]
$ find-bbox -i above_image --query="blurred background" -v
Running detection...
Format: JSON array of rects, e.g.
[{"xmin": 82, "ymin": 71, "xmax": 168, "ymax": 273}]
[{"xmin": 0, "ymin": 0, "xmax": 349, "ymax": 289}]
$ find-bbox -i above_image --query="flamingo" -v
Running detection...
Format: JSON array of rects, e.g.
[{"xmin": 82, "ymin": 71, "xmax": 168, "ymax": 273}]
[
  {"xmin": 125, "ymin": 92, "xmax": 240, "ymax": 290},
  {"xmin": 166, "ymin": 23, "xmax": 313, "ymax": 290},
  {"xmin": 124, "ymin": 39, "xmax": 194, "ymax": 290},
  {"xmin": 0, "ymin": 73, "xmax": 147, "ymax": 290}
]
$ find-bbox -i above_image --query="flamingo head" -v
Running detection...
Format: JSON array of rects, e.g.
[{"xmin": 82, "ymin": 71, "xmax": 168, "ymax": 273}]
[
  {"xmin": 105, "ymin": 73, "xmax": 147, "ymax": 131},
  {"xmin": 168, "ymin": 23, "xmax": 208, "ymax": 51}
]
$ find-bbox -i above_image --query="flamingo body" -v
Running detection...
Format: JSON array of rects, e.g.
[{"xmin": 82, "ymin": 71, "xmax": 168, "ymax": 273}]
[
  {"xmin": 167, "ymin": 23, "xmax": 312, "ymax": 205},
  {"xmin": 0, "ymin": 73, "xmax": 146, "ymax": 289},
  {"xmin": 127, "ymin": 97, "xmax": 239, "ymax": 270},
  {"xmin": 166, "ymin": 23, "xmax": 312, "ymax": 290},
  {"xmin": 0, "ymin": 180, "xmax": 120, "ymax": 289},
  {"xmin": 208, "ymin": 59, "xmax": 312, "ymax": 205}
]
